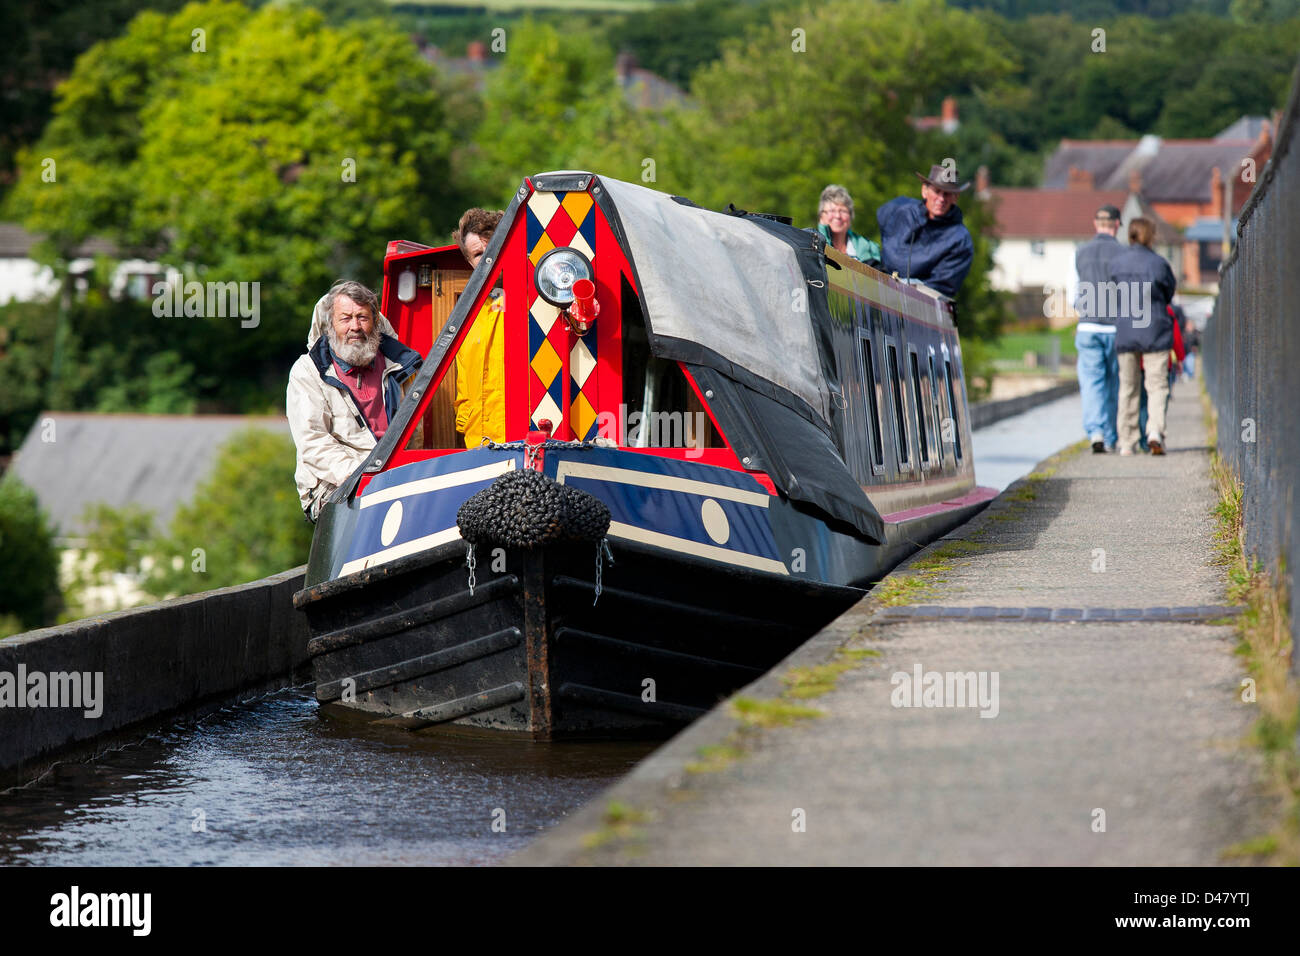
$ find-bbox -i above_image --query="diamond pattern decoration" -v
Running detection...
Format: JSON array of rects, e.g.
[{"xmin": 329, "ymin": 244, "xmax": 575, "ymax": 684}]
[
  {"xmin": 532, "ymin": 390, "xmax": 563, "ymax": 432},
  {"xmin": 567, "ymin": 228, "xmax": 594, "ymax": 262},
  {"xmin": 527, "ymin": 190, "xmax": 561, "ymax": 226},
  {"xmin": 570, "ymin": 391, "xmax": 597, "ymax": 441},
  {"xmin": 561, "ymin": 190, "xmax": 593, "ymax": 226},
  {"xmin": 570, "ymin": 336, "xmax": 596, "ymax": 388},
  {"xmin": 529, "ymin": 298, "xmax": 559, "ymax": 337},
  {"xmin": 530, "ymin": 337, "xmax": 562, "ymax": 388},
  {"xmin": 525, "ymin": 185, "xmax": 602, "ymax": 438},
  {"xmin": 529, "ymin": 231, "xmax": 556, "ymax": 266}
]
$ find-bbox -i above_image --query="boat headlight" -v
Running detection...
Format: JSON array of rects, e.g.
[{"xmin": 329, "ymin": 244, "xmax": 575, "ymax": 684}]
[{"xmin": 535, "ymin": 247, "xmax": 592, "ymax": 308}]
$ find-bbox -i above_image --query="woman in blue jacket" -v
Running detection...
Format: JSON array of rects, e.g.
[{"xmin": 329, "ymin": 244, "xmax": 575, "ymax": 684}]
[{"xmin": 1109, "ymin": 218, "xmax": 1177, "ymax": 455}]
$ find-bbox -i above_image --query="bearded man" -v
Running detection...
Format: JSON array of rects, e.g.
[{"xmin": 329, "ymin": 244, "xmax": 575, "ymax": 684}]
[{"xmin": 287, "ymin": 279, "xmax": 422, "ymax": 520}]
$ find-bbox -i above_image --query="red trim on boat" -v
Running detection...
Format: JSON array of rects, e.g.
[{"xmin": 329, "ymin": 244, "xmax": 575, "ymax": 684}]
[{"xmin": 880, "ymin": 485, "xmax": 999, "ymax": 524}]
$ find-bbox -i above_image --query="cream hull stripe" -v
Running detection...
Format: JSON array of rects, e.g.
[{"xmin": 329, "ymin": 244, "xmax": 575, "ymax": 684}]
[
  {"xmin": 608, "ymin": 521, "xmax": 789, "ymax": 576},
  {"xmin": 338, "ymin": 526, "xmax": 462, "ymax": 576},
  {"xmin": 359, "ymin": 459, "xmax": 517, "ymax": 509},
  {"xmin": 554, "ymin": 461, "xmax": 771, "ymax": 507}
]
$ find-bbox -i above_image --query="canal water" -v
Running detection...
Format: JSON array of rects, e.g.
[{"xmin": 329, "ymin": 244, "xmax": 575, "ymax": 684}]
[{"xmin": 0, "ymin": 687, "xmax": 656, "ymax": 866}]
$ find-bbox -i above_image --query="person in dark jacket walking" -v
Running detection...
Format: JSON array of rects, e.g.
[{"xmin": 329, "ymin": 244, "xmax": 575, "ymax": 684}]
[
  {"xmin": 1073, "ymin": 204, "xmax": 1123, "ymax": 453},
  {"xmin": 1110, "ymin": 218, "xmax": 1177, "ymax": 455},
  {"xmin": 876, "ymin": 164, "xmax": 974, "ymax": 298}
]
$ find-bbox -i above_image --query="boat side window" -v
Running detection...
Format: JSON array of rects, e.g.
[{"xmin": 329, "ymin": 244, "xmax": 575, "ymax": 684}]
[
  {"xmin": 944, "ymin": 357, "xmax": 963, "ymax": 462},
  {"xmin": 885, "ymin": 339, "xmax": 910, "ymax": 471},
  {"xmin": 909, "ymin": 347, "xmax": 930, "ymax": 469},
  {"xmin": 622, "ymin": 275, "xmax": 721, "ymax": 451},
  {"xmin": 928, "ymin": 353, "xmax": 944, "ymax": 466},
  {"xmin": 859, "ymin": 333, "xmax": 884, "ymax": 474}
]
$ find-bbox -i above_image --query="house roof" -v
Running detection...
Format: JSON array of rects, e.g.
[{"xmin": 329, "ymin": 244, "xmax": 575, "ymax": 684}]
[
  {"xmin": 1124, "ymin": 140, "xmax": 1255, "ymax": 202},
  {"xmin": 0, "ymin": 222, "xmax": 119, "ymax": 259},
  {"xmin": 1043, "ymin": 131, "xmax": 1262, "ymax": 204},
  {"xmin": 987, "ymin": 188, "xmax": 1130, "ymax": 239},
  {"xmin": 9, "ymin": 413, "xmax": 292, "ymax": 539},
  {"xmin": 1215, "ymin": 116, "xmax": 1270, "ymax": 141},
  {"xmin": 1042, "ymin": 142, "xmax": 1137, "ymax": 191}
]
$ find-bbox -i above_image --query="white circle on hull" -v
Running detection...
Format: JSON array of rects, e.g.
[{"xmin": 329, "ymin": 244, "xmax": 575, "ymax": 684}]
[
  {"xmin": 701, "ymin": 498, "xmax": 729, "ymax": 545},
  {"xmin": 381, "ymin": 500, "xmax": 404, "ymax": 547}
]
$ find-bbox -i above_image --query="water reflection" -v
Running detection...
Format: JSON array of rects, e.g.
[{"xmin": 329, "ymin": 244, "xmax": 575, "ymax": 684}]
[{"xmin": 0, "ymin": 687, "xmax": 656, "ymax": 866}]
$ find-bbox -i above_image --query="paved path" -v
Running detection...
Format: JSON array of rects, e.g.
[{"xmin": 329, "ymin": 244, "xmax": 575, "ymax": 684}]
[{"xmin": 513, "ymin": 385, "xmax": 1268, "ymax": 865}]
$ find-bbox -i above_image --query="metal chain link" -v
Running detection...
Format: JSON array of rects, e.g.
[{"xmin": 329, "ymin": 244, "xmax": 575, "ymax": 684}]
[{"xmin": 465, "ymin": 542, "xmax": 477, "ymax": 596}]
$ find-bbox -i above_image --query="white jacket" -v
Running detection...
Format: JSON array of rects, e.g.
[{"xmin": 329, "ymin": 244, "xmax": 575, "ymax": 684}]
[{"xmin": 287, "ymin": 294, "xmax": 421, "ymax": 518}]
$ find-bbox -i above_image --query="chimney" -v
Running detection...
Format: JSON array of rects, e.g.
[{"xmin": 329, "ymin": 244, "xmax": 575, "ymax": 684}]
[
  {"xmin": 616, "ymin": 51, "xmax": 637, "ymax": 80},
  {"xmin": 1128, "ymin": 168, "xmax": 1142, "ymax": 195},
  {"xmin": 467, "ymin": 41, "xmax": 486, "ymax": 62},
  {"xmin": 1067, "ymin": 166, "xmax": 1094, "ymax": 190},
  {"xmin": 1209, "ymin": 166, "xmax": 1223, "ymax": 218},
  {"xmin": 975, "ymin": 165, "xmax": 990, "ymax": 198},
  {"xmin": 941, "ymin": 96, "xmax": 959, "ymax": 134}
]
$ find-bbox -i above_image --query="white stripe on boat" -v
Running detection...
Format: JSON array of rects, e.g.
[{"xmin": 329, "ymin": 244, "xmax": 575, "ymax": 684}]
[
  {"xmin": 607, "ymin": 521, "xmax": 789, "ymax": 575},
  {"xmin": 339, "ymin": 526, "xmax": 462, "ymax": 575},
  {"xmin": 359, "ymin": 459, "xmax": 517, "ymax": 509},
  {"xmin": 554, "ymin": 461, "xmax": 771, "ymax": 507}
]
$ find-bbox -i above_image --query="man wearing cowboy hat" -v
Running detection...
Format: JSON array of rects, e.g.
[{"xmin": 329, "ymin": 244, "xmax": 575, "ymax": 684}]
[{"xmin": 876, "ymin": 163, "xmax": 975, "ymax": 298}]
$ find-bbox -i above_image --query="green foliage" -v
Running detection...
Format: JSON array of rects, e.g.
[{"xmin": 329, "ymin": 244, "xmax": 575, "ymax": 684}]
[
  {"xmin": 0, "ymin": 475, "xmax": 62, "ymax": 631},
  {"xmin": 146, "ymin": 428, "xmax": 313, "ymax": 596},
  {"xmin": 0, "ymin": 300, "xmax": 58, "ymax": 455},
  {"xmin": 7, "ymin": 0, "xmax": 466, "ymax": 407},
  {"xmin": 464, "ymin": 19, "xmax": 634, "ymax": 207},
  {"xmin": 0, "ymin": 0, "xmax": 192, "ymax": 197},
  {"xmin": 599, "ymin": 0, "xmax": 800, "ymax": 87},
  {"xmin": 78, "ymin": 502, "xmax": 156, "ymax": 577}
]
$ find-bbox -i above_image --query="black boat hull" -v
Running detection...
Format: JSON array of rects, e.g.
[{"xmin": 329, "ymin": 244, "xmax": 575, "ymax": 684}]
[{"xmin": 300, "ymin": 534, "xmax": 862, "ymax": 738}]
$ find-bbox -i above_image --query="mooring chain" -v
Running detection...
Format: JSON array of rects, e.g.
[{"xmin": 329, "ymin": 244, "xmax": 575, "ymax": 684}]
[{"xmin": 594, "ymin": 537, "xmax": 615, "ymax": 606}]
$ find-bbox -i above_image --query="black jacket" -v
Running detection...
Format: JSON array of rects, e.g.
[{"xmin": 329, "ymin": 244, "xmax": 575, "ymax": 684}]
[
  {"xmin": 1074, "ymin": 233, "xmax": 1122, "ymax": 324},
  {"xmin": 1107, "ymin": 244, "xmax": 1177, "ymax": 354}
]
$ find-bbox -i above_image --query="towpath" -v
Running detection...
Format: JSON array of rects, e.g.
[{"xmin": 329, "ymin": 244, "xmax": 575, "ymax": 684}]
[{"xmin": 512, "ymin": 386, "xmax": 1269, "ymax": 865}]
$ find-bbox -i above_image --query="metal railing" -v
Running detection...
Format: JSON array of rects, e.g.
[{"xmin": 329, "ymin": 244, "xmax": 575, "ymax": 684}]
[{"xmin": 1204, "ymin": 58, "xmax": 1300, "ymax": 672}]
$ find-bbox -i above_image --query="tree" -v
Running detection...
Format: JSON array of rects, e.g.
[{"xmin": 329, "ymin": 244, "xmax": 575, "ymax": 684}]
[
  {"xmin": 0, "ymin": 475, "xmax": 62, "ymax": 634},
  {"xmin": 464, "ymin": 20, "xmax": 636, "ymax": 207},
  {"xmin": 145, "ymin": 428, "xmax": 314, "ymax": 596},
  {"xmin": 6, "ymin": 0, "xmax": 466, "ymax": 409}
]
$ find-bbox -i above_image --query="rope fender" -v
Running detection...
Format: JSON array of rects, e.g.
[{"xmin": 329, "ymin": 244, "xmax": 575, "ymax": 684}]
[{"xmin": 456, "ymin": 469, "xmax": 612, "ymax": 550}]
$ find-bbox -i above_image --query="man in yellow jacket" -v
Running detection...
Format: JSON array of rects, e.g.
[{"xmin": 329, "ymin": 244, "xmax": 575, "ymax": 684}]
[{"xmin": 453, "ymin": 208, "xmax": 507, "ymax": 447}]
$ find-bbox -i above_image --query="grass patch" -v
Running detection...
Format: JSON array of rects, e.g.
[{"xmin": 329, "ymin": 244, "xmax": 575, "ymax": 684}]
[
  {"xmin": 1204, "ymin": 390, "xmax": 1300, "ymax": 866},
  {"xmin": 1222, "ymin": 834, "xmax": 1280, "ymax": 859},
  {"xmin": 684, "ymin": 743, "xmax": 747, "ymax": 774},
  {"xmin": 989, "ymin": 326, "xmax": 1079, "ymax": 364},
  {"xmin": 871, "ymin": 573, "xmax": 940, "ymax": 606},
  {"xmin": 782, "ymin": 647, "xmax": 881, "ymax": 699},
  {"xmin": 730, "ymin": 695, "xmax": 824, "ymax": 728},
  {"xmin": 580, "ymin": 800, "xmax": 651, "ymax": 851}
]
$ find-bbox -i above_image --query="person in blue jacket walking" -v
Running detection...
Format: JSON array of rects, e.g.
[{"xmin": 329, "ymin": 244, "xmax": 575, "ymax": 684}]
[{"xmin": 876, "ymin": 163, "xmax": 975, "ymax": 298}]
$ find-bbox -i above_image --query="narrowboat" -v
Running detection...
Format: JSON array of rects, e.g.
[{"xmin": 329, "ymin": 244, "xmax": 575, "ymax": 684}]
[{"xmin": 293, "ymin": 171, "xmax": 997, "ymax": 738}]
